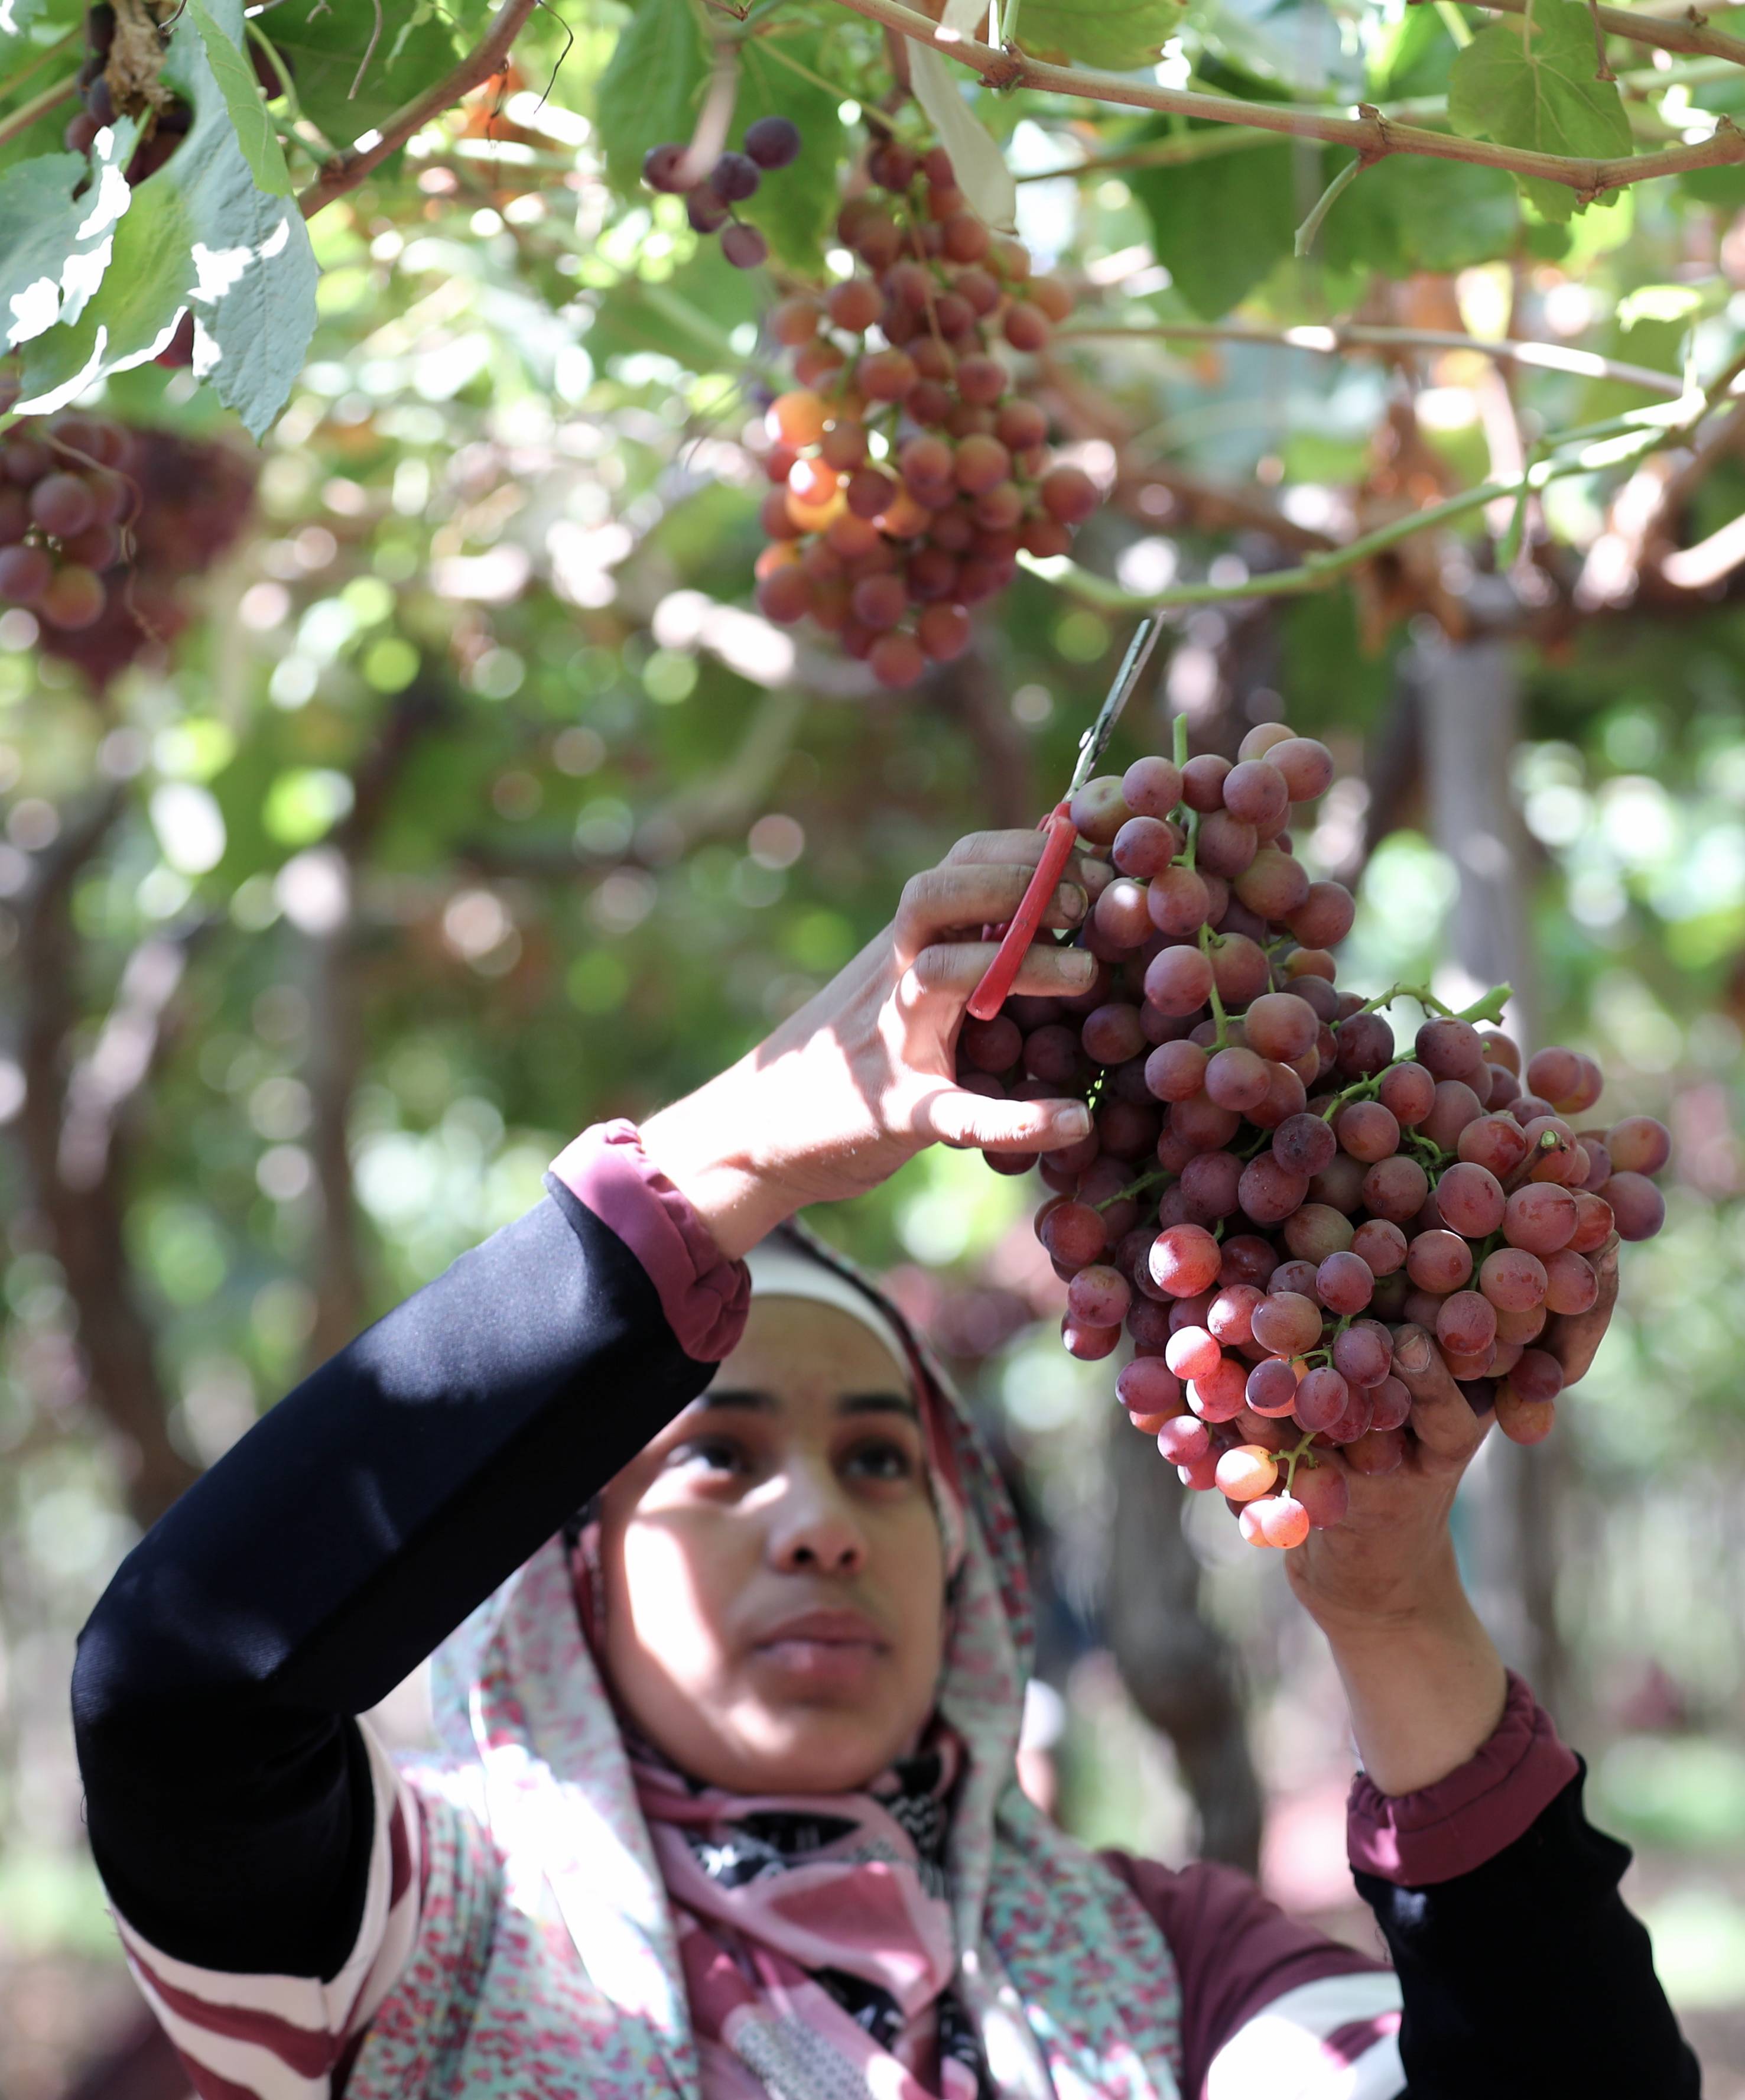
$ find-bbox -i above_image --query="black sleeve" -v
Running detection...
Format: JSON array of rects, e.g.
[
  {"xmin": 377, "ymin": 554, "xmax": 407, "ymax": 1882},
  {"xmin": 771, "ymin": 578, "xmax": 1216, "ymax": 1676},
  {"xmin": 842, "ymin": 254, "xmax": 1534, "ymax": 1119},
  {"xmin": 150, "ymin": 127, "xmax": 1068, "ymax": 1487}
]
[
  {"xmin": 1358, "ymin": 1764, "xmax": 1699, "ymax": 2098},
  {"xmin": 71, "ymin": 1177, "xmax": 721, "ymax": 1986}
]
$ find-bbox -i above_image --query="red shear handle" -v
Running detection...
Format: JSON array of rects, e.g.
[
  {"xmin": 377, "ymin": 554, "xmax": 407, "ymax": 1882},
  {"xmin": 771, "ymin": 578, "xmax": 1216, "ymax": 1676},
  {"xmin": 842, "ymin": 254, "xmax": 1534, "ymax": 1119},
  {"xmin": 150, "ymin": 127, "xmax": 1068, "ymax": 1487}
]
[{"xmin": 966, "ymin": 802, "xmax": 1079, "ymax": 1022}]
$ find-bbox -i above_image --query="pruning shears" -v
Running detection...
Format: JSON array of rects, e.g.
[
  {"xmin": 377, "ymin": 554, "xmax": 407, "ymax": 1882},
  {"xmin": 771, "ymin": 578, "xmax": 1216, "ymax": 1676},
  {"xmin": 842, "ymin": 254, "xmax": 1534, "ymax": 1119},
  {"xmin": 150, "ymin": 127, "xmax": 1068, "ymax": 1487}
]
[{"xmin": 966, "ymin": 616, "xmax": 1161, "ymax": 1023}]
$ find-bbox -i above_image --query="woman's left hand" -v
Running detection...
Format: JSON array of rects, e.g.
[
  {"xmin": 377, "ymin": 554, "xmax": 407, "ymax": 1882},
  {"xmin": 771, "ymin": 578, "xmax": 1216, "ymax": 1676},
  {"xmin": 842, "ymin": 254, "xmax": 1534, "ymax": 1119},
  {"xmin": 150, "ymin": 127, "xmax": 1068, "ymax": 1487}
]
[
  {"xmin": 1286, "ymin": 1237, "xmax": 1620, "ymax": 1634},
  {"xmin": 1279, "ymin": 1238, "xmax": 1619, "ymax": 1795}
]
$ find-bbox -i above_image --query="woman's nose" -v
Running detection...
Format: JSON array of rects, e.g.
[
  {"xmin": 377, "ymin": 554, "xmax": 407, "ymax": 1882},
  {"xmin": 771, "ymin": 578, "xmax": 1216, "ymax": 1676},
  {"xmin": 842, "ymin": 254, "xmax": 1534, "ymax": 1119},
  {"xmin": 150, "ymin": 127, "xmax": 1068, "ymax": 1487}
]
[{"xmin": 766, "ymin": 1469, "xmax": 868, "ymax": 1575}]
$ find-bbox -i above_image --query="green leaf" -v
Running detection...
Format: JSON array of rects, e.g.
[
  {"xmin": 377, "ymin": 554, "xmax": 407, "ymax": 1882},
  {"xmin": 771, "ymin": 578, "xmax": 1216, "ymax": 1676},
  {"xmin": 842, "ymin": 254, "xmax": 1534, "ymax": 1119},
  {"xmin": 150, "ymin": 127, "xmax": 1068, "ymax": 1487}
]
[
  {"xmin": 1130, "ymin": 138, "xmax": 1304, "ymax": 317},
  {"xmin": 1015, "ymin": 0, "xmax": 1181, "ymax": 72},
  {"xmin": 255, "ymin": 0, "xmax": 482, "ymax": 155},
  {"xmin": 1318, "ymin": 154, "xmax": 1519, "ymax": 277},
  {"xmin": 732, "ymin": 28, "xmax": 849, "ymax": 273},
  {"xmin": 1447, "ymin": 0, "xmax": 1633, "ymax": 223},
  {"xmin": 0, "ymin": 142, "xmax": 131, "ymax": 349},
  {"xmin": 18, "ymin": 0, "xmax": 316, "ymax": 436},
  {"xmin": 189, "ymin": 0, "xmax": 291, "ymax": 196},
  {"xmin": 594, "ymin": 0, "xmax": 709, "ymax": 196}
]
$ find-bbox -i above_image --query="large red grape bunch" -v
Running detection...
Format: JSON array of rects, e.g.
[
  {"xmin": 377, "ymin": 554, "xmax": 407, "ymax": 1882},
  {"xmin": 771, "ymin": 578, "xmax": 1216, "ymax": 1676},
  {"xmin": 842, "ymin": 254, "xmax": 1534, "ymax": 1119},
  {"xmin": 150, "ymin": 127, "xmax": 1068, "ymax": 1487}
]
[
  {"xmin": 643, "ymin": 116, "xmax": 803, "ymax": 270},
  {"xmin": 748, "ymin": 141, "xmax": 1098, "ymax": 690},
  {"xmin": 960, "ymin": 721, "xmax": 1669, "ymax": 1550},
  {"xmin": 0, "ymin": 408, "xmax": 137, "ymax": 635}
]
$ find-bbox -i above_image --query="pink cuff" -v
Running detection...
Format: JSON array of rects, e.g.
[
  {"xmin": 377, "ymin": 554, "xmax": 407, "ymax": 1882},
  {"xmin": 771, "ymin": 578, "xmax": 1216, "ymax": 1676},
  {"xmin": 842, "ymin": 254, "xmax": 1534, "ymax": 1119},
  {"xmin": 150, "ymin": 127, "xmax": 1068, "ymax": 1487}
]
[
  {"xmin": 548, "ymin": 1119, "xmax": 749, "ymax": 1363},
  {"xmin": 1347, "ymin": 1670, "xmax": 1580, "ymax": 1887}
]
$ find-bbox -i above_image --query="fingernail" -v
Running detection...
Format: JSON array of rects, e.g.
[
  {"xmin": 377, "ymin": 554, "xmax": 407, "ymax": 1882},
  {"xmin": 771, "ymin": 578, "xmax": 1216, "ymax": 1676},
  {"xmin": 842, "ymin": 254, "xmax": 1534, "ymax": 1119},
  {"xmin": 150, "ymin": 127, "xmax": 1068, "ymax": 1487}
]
[
  {"xmin": 1395, "ymin": 1326, "xmax": 1432, "ymax": 1374},
  {"xmin": 1070, "ymin": 949, "xmax": 1099, "ymax": 980},
  {"xmin": 1058, "ymin": 1103, "xmax": 1091, "ymax": 1138},
  {"xmin": 1057, "ymin": 882, "xmax": 1087, "ymax": 921}
]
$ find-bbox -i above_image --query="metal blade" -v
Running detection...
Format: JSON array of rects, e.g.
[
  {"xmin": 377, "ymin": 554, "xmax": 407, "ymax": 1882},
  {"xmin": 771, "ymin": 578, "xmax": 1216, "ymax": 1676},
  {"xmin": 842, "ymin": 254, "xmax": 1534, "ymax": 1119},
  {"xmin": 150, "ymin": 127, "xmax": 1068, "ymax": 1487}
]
[{"xmin": 1067, "ymin": 616, "xmax": 1162, "ymax": 797}]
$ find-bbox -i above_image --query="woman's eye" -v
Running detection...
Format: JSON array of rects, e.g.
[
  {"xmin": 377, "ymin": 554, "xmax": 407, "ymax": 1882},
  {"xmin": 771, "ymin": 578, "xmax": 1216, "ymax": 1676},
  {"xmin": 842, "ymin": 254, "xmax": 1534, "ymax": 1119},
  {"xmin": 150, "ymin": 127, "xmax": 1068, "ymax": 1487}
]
[
  {"xmin": 846, "ymin": 1439, "xmax": 917, "ymax": 1482},
  {"xmin": 669, "ymin": 1437, "xmax": 745, "ymax": 1476}
]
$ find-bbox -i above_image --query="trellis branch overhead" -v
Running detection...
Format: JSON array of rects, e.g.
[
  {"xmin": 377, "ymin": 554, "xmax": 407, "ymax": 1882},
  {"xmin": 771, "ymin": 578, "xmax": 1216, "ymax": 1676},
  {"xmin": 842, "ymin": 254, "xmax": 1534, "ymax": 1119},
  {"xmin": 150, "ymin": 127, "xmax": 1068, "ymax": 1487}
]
[
  {"xmin": 296, "ymin": 0, "xmax": 541, "ymax": 216},
  {"xmin": 826, "ymin": 0, "xmax": 1745, "ymax": 199},
  {"xmin": 1460, "ymin": 0, "xmax": 1745, "ymax": 69}
]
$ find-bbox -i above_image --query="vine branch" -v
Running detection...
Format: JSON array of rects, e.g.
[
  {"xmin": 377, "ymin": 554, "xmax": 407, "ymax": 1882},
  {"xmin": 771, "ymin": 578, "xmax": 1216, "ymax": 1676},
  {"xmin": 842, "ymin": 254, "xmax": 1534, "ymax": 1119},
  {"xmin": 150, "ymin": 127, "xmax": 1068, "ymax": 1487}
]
[
  {"xmin": 297, "ymin": 0, "xmax": 540, "ymax": 218},
  {"xmin": 1460, "ymin": 0, "xmax": 1745, "ymax": 69},
  {"xmin": 825, "ymin": 0, "xmax": 1745, "ymax": 198},
  {"xmin": 1058, "ymin": 322, "xmax": 1691, "ymax": 399}
]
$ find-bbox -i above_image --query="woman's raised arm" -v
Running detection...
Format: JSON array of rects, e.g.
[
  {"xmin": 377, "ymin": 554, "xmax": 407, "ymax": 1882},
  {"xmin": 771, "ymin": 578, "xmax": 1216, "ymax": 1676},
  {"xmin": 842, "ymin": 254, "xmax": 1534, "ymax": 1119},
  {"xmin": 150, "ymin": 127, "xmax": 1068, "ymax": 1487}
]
[{"xmin": 69, "ymin": 829, "xmax": 1096, "ymax": 1987}]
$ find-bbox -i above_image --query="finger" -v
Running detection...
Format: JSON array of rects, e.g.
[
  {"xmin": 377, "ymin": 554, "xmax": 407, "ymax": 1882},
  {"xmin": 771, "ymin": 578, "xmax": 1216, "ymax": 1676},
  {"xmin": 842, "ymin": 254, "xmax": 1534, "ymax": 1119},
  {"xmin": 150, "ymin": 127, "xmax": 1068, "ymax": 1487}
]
[
  {"xmin": 941, "ymin": 831, "xmax": 1112, "ymax": 897},
  {"xmin": 893, "ymin": 864, "xmax": 1088, "ymax": 969},
  {"xmin": 1543, "ymin": 1234, "xmax": 1620, "ymax": 1388},
  {"xmin": 915, "ymin": 1084, "xmax": 1090, "ymax": 1154},
  {"xmin": 901, "ymin": 939, "xmax": 1100, "ymax": 1006},
  {"xmin": 1390, "ymin": 1323, "xmax": 1490, "ymax": 1462}
]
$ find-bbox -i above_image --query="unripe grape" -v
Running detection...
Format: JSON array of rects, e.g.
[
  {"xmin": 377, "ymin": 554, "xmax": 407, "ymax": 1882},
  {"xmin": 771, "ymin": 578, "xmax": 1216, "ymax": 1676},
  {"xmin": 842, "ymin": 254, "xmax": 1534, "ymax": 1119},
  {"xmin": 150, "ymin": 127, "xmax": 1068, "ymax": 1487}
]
[
  {"xmin": 39, "ymin": 563, "xmax": 105, "ymax": 628},
  {"xmin": 1216, "ymin": 1443, "xmax": 1278, "ymax": 1502}
]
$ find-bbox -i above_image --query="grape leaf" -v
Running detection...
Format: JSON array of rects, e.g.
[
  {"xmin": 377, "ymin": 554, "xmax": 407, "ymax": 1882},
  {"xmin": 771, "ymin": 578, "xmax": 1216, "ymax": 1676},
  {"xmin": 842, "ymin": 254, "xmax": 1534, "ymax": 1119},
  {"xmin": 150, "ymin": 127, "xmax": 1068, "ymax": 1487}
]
[
  {"xmin": 594, "ymin": 0, "xmax": 710, "ymax": 197},
  {"xmin": 1130, "ymin": 139, "xmax": 1302, "ymax": 317},
  {"xmin": 910, "ymin": 44, "xmax": 1016, "ymax": 232},
  {"xmin": 1320, "ymin": 155, "xmax": 1519, "ymax": 278},
  {"xmin": 256, "ymin": 0, "xmax": 484, "ymax": 156},
  {"xmin": 18, "ymin": 0, "xmax": 315, "ymax": 436},
  {"xmin": 1447, "ymin": 0, "xmax": 1633, "ymax": 223},
  {"xmin": 0, "ymin": 141, "xmax": 134, "ymax": 348},
  {"xmin": 1015, "ymin": 0, "xmax": 1182, "ymax": 73},
  {"xmin": 189, "ymin": 0, "xmax": 291, "ymax": 196},
  {"xmin": 733, "ymin": 29, "xmax": 849, "ymax": 271}
]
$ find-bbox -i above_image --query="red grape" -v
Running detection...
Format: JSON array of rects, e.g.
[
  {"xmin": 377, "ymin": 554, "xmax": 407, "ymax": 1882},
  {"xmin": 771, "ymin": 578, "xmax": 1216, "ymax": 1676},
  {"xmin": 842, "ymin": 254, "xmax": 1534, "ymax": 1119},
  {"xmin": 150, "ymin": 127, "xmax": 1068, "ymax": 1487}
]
[{"xmin": 1600, "ymin": 1171, "xmax": 1665, "ymax": 1241}]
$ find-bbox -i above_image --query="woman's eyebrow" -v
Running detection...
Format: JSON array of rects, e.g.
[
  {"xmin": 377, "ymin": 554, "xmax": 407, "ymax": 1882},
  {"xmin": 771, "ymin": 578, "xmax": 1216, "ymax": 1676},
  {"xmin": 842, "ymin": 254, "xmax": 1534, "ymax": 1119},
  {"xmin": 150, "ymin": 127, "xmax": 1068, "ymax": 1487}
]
[{"xmin": 838, "ymin": 1392, "xmax": 919, "ymax": 1421}]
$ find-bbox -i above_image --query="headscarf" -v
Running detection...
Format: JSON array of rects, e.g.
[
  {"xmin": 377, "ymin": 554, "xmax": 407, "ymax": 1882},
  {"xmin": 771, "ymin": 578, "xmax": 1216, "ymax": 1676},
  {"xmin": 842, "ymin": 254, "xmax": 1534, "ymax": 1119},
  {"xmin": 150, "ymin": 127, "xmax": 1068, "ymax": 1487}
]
[{"xmin": 343, "ymin": 1223, "xmax": 1184, "ymax": 2100}]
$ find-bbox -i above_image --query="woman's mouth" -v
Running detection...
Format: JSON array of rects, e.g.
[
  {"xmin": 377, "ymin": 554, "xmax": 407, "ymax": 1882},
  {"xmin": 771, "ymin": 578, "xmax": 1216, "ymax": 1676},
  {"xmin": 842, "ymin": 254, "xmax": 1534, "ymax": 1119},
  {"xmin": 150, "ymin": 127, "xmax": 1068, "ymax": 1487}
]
[{"xmin": 750, "ymin": 1608, "xmax": 889, "ymax": 1687}]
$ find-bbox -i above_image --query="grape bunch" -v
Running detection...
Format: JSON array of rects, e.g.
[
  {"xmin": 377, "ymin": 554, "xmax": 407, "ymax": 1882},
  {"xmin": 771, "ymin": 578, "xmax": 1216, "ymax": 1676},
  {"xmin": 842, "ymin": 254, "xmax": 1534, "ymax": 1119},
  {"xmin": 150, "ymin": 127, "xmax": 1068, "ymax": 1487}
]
[
  {"xmin": 749, "ymin": 141, "xmax": 1099, "ymax": 690},
  {"xmin": 0, "ymin": 407, "xmax": 137, "ymax": 632},
  {"xmin": 63, "ymin": 4, "xmax": 191, "ymax": 186},
  {"xmin": 0, "ymin": 403, "xmax": 255, "ymax": 684},
  {"xmin": 643, "ymin": 115, "xmax": 802, "ymax": 271},
  {"xmin": 960, "ymin": 722, "xmax": 1669, "ymax": 1550}
]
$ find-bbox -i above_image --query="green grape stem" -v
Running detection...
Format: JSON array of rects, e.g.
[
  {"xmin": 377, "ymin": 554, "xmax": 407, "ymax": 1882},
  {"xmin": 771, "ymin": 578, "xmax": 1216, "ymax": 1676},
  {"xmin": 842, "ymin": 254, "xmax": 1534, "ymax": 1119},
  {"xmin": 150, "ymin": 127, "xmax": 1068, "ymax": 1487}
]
[
  {"xmin": 1198, "ymin": 922, "xmax": 1230, "ymax": 1047},
  {"xmin": 1281, "ymin": 1429, "xmax": 1321, "ymax": 1497},
  {"xmin": 1348, "ymin": 980, "xmax": 1513, "ymax": 1027},
  {"xmin": 1096, "ymin": 1166, "xmax": 1172, "ymax": 1211}
]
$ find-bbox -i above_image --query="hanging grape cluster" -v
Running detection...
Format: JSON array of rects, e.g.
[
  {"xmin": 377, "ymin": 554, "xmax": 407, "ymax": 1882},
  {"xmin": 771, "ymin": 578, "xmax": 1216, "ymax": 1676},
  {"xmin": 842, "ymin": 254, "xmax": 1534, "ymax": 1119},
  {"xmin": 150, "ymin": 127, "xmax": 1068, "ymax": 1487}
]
[
  {"xmin": 0, "ymin": 401, "xmax": 255, "ymax": 684},
  {"xmin": 748, "ymin": 142, "xmax": 1098, "ymax": 689},
  {"xmin": 963, "ymin": 724, "xmax": 1669, "ymax": 1550},
  {"xmin": 0, "ymin": 405, "xmax": 137, "ymax": 633},
  {"xmin": 643, "ymin": 116, "xmax": 803, "ymax": 270}
]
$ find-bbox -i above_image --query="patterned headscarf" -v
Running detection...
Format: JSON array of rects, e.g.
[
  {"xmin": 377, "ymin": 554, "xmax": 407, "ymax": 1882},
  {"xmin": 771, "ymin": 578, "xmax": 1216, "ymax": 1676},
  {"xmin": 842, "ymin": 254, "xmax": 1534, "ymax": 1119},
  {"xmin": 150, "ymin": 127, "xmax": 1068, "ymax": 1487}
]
[{"xmin": 345, "ymin": 1225, "xmax": 1184, "ymax": 2100}]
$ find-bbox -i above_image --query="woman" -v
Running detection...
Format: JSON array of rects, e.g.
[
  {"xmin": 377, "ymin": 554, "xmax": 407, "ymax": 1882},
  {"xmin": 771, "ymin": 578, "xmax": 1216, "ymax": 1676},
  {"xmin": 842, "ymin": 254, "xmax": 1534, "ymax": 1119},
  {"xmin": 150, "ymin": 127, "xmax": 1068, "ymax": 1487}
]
[{"xmin": 72, "ymin": 830, "xmax": 1696, "ymax": 2099}]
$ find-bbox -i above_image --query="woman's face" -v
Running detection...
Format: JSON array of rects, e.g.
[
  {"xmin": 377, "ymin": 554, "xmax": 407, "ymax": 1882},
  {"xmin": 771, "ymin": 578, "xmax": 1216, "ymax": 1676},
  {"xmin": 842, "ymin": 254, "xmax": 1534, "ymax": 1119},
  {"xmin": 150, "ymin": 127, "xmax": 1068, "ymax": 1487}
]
[{"xmin": 597, "ymin": 1296, "xmax": 947, "ymax": 1794}]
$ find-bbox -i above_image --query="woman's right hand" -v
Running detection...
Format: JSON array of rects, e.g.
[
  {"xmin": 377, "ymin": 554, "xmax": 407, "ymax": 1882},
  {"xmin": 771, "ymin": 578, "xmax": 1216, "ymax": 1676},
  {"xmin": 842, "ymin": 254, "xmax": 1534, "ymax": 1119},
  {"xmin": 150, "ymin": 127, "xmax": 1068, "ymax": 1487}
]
[{"xmin": 640, "ymin": 830, "xmax": 1108, "ymax": 1256}]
